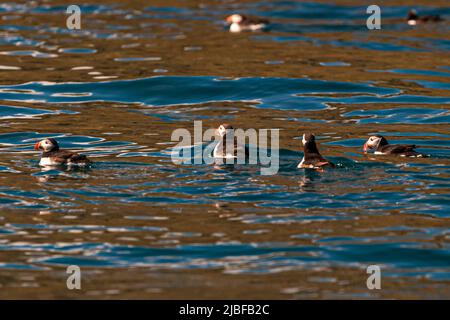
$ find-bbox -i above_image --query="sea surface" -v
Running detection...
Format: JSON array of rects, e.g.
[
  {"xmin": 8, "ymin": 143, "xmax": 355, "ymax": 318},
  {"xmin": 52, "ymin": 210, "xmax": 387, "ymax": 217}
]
[{"xmin": 0, "ymin": 0, "xmax": 449, "ymax": 299}]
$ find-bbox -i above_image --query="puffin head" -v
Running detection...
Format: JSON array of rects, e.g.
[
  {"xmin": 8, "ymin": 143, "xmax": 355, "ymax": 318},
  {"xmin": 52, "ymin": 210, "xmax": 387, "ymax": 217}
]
[
  {"xmin": 226, "ymin": 14, "xmax": 243, "ymax": 24},
  {"xmin": 34, "ymin": 138, "xmax": 59, "ymax": 152},
  {"xmin": 364, "ymin": 135, "xmax": 387, "ymax": 153},
  {"xmin": 217, "ymin": 123, "xmax": 234, "ymax": 138},
  {"xmin": 302, "ymin": 133, "xmax": 315, "ymax": 146}
]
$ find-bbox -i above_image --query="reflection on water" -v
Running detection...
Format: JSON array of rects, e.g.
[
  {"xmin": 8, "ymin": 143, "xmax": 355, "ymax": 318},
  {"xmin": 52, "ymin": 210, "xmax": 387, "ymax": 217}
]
[{"xmin": 0, "ymin": 0, "xmax": 449, "ymax": 299}]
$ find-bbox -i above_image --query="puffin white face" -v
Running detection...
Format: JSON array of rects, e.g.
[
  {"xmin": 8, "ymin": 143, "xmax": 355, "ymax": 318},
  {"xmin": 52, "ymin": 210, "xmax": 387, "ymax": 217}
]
[
  {"xmin": 217, "ymin": 124, "xmax": 234, "ymax": 138},
  {"xmin": 302, "ymin": 133, "xmax": 315, "ymax": 146},
  {"xmin": 364, "ymin": 135, "xmax": 382, "ymax": 152},
  {"xmin": 226, "ymin": 14, "xmax": 243, "ymax": 24},
  {"xmin": 35, "ymin": 138, "xmax": 58, "ymax": 152},
  {"xmin": 302, "ymin": 134, "xmax": 307, "ymax": 146},
  {"xmin": 408, "ymin": 20, "xmax": 417, "ymax": 25}
]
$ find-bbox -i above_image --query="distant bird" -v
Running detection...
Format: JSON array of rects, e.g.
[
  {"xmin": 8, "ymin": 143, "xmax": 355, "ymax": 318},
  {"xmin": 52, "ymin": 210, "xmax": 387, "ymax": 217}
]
[
  {"xmin": 34, "ymin": 138, "xmax": 92, "ymax": 166},
  {"xmin": 363, "ymin": 135, "xmax": 426, "ymax": 157},
  {"xmin": 298, "ymin": 133, "xmax": 334, "ymax": 169},
  {"xmin": 213, "ymin": 123, "xmax": 249, "ymax": 160},
  {"xmin": 407, "ymin": 9, "xmax": 442, "ymax": 25},
  {"xmin": 225, "ymin": 14, "xmax": 269, "ymax": 33}
]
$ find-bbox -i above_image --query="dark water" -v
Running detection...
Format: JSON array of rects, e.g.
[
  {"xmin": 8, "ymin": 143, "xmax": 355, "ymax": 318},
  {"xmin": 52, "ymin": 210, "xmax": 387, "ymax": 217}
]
[{"xmin": 0, "ymin": 0, "xmax": 449, "ymax": 299}]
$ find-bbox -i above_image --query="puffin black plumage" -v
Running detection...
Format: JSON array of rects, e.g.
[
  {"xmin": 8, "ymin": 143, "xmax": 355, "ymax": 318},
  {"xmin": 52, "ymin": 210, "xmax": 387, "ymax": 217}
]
[
  {"xmin": 407, "ymin": 9, "xmax": 442, "ymax": 25},
  {"xmin": 225, "ymin": 14, "xmax": 269, "ymax": 33},
  {"xmin": 298, "ymin": 133, "xmax": 334, "ymax": 169},
  {"xmin": 34, "ymin": 138, "xmax": 92, "ymax": 166},
  {"xmin": 363, "ymin": 135, "xmax": 426, "ymax": 157}
]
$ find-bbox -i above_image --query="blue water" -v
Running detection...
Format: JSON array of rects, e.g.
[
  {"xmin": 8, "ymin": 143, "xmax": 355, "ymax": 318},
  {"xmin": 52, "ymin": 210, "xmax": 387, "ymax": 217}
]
[
  {"xmin": 0, "ymin": 79, "xmax": 449, "ymax": 277},
  {"xmin": 1, "ymin": 76, "xmax": 449, "ymax": 109}
]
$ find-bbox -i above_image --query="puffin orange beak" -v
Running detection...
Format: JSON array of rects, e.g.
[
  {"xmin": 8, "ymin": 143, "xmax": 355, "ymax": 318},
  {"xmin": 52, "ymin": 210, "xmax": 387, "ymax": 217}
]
[
  {"xmin": 363, "ymin": 143, "xmax": 368, "ymax": 153},
  {"xmin": 34, "ymin": 141, "xmax": 41, "ymax": 151},
  {"xmin": 226, "ymin": 16, "xmax": 233, "ymax": 23}
]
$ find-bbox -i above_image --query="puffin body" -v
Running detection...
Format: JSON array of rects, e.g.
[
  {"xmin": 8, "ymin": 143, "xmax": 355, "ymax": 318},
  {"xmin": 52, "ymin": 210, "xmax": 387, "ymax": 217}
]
[
  {"xmin": 34, "ymin": 138, "xmax": 91, "ymax": 166},
  {"xmin": 226, "ymin": 14, "xmax": 269, "ymax": 33},
  {"xmin": 298, "ymin": 133, "xmax": 334, "ymax": 169},
  {"xmin": 363, "ymin": 135, "xmax": 425, "ymax": 157},
  {"xmin": 407, "ymin": 9, "xmax": 442, "ymax": 25},
  {"xmin": 213, "ymin": 123, "xmax": 249, "ymax": 160}
]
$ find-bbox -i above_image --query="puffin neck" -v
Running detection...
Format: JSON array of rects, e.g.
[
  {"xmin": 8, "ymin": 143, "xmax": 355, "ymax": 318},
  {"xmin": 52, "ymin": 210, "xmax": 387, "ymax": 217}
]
[
  {"xmin": 304, "ymin": 141, "xmax": 320, "ymax": 155},
  {"xmin": 376, "ymin": 137, "xmax": 389, "ymax": 149},
  {"xmin": 222, "ymin": 132, "xmax": 235, "ymax": 141},
  {"xmin": 42, "ymin": 146, "xmax": 59, "ymax": 157},
  {"xmin": 408, "ymin": 13, "xmax": 418, "ymax": 21}
]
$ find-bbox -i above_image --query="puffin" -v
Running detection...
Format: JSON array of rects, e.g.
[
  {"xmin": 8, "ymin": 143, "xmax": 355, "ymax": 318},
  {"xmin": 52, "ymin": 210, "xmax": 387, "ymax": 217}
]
[
  {"xmin": 213, "ymin": 123, "xmax": 249, "ymax": 160},
  {"xmin": 407, "ymin": 9, "xmax": 442, "ymax": 25},
  {"xmin": 297, "ymin": 133, "xmax": 334, "ymax": 169},
  {"xmin": 34, "ymin": 138, "xmax": 92, "ymax": 166},
  {"xmin": 363, "ymin": 135, "xmax": 426, "ymax": 157},
  {"xmin": 225, "ymin": 14, "xmax": 269, "ymax": 33}
]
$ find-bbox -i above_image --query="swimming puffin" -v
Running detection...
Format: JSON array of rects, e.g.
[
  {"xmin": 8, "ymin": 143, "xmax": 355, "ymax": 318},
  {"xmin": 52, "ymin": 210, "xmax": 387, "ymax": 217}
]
[
  {"xmin": 34, "ymin": 138, "xmax": 92, "ymax": 166},
  {"xmin": 225, "ymin": 14, "xmax": 269, "ymax": 33},
  {"xmin": 297, "ymin": 133, "xmax": 334, "ymax": 169},
  {"xmin": 213, "ymin": 123, "xmax": 249, "ymax": 160},
  {"xmin": 407, "ymin": 9, "xmax": 442, "ymax": 25},
  {"xmin": 363, "ymin": 135, "xmax": 426, "ymax": 157}
]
